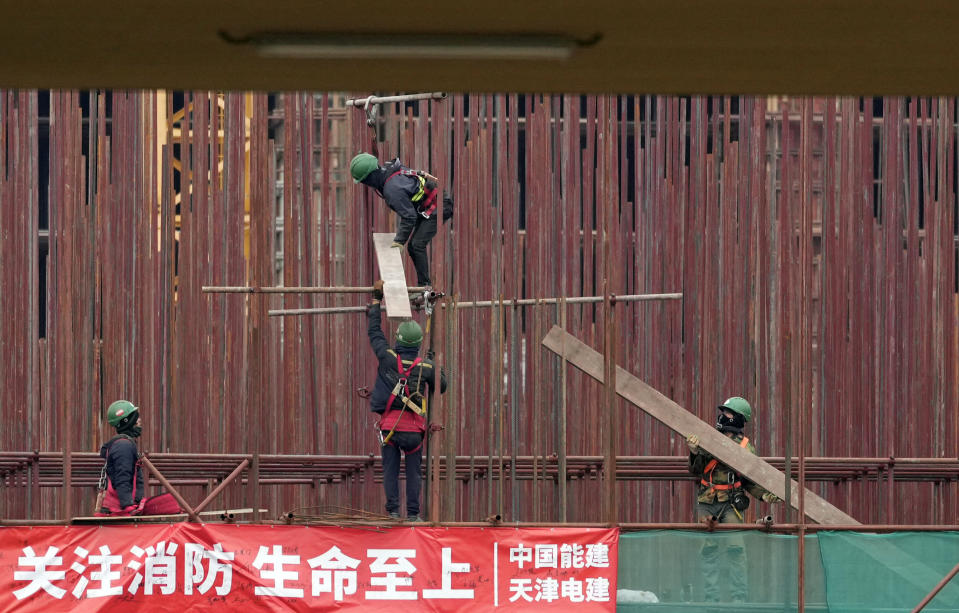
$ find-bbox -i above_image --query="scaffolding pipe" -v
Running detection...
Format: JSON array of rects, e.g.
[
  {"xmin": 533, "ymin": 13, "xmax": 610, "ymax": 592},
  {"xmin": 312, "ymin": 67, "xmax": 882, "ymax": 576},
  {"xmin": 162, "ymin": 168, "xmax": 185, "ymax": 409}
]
[
  {"xmin": 139, "ymin": 456, "xmax": 201, "ymax": 522},
  {"xmin": 193, "ymin": 459, "xmax": 250, "ymax": 514},
  {"xmin": 267, "ymin": 292, "xmax": 684, "ymax": 316},
  {"xmin": 618, "ymin": 523, "xmax": 959, "ymax": 533},
  {"xmin": 203, "ymin": 285, "xmax": 429, "ymax": 294},
  {"xmin": 269, "ymin": 305, "xmax": 368, "ymax": 316},
  {"xmin": 3, "ymin": 450, "xmax": 957, "ymax": 464},
  {"xmin": 911, "ymin": 560, "xmax": 959, "ymax": 613},
  {"xmin": 345, "ymin": 93, "xmax": 447, "ymax": 106}
]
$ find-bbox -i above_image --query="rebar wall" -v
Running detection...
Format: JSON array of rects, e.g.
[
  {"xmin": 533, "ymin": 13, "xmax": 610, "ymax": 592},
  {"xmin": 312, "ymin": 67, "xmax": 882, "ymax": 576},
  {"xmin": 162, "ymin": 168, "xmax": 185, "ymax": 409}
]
[{"xmin": 0, "ymin": 93, "xmax": 956, "ymax": 524}]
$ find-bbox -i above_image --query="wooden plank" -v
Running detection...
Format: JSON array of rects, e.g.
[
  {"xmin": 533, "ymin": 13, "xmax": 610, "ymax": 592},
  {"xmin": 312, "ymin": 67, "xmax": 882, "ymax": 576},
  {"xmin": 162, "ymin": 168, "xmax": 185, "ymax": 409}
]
[
  {"xmin": 541, "ymin": 325, "xmax": 858, "ymax": 525},
  {"xmin": 373, "ymin": 233, "xmax": 412, "ymax": 319},
  {"xmin": 545, "ymin": 327, "xmax": 950, "ymax": 590}
]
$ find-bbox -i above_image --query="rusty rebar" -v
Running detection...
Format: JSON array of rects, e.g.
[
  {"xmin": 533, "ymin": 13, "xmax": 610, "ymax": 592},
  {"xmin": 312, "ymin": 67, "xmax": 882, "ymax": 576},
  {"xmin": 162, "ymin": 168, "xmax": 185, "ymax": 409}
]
[
  {"xmin": 139, "ymin": 455, "xmax": 201, "ymax": 522},
  {"xmin": 193, "ymin": 458, "xmax": 251, "ymax": 514}
]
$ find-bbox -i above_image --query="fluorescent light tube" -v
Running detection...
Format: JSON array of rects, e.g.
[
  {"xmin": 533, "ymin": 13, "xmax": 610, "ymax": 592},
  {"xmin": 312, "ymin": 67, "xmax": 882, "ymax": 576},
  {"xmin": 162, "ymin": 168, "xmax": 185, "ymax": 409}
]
[{"xmin": 221, "ymin": 31, "xmax": 595, "ymax": 61}]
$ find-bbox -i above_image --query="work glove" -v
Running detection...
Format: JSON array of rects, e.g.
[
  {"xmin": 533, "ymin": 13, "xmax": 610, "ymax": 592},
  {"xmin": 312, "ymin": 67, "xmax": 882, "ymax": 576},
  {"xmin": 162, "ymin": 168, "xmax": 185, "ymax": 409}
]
[
  {"xmin": 391, "ymin": 241, "xmax": 404, "ymax": 249},
  {"xmin": 442, "ymin": 190, "xmax": 454, "ymax": 222},
  {"xmin": 686, "ymin": 434, "xmax": 700, "ymax": 453},
  {"xmin": 761, "ymin": 492, "xmax": 782, "ymax": 504},
  {"xmin": 372, "ymin": 279, "xmax": 384, "ymax": 301}
]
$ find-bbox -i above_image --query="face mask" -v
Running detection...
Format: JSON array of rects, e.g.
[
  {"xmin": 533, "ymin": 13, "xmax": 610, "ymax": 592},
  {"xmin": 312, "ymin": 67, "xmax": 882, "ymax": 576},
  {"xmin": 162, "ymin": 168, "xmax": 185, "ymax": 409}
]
[
  {"xmin": 716, "ymin": 411, "xmax": 744, "ymax": 434},
  {"xmin": 117, "ymin": 413, "xmax": 142, "ymax": 438}
]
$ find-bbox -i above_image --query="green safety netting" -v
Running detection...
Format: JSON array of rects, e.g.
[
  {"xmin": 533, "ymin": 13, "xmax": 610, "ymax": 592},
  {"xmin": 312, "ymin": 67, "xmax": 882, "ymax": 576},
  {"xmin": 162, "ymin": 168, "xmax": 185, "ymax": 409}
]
[
  {"xmin": 816, "ymin": 531, "xmax": 959, "ymax": 613},
  {"xmin": 617, "ymin": 531, "xmax": 959, "ymax": 613}
]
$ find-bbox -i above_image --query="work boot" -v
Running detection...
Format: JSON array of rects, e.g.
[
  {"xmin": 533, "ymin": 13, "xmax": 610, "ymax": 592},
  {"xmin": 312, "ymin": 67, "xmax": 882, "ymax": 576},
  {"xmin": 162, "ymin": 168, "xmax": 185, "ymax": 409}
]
[
  {"xmin": 407, "ymin": 515, "xmax": 425, "ymax": 523},
  {"xmin": 389, "ymin": 512, "xmax": 400, "ymax": 520}
]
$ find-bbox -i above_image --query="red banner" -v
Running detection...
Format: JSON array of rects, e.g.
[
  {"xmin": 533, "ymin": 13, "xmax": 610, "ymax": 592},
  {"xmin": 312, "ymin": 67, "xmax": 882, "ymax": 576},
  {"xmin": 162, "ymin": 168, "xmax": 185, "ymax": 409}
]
[{"xmin": 0, "ymin": 524, "xmax": 618, "ymax": 611}]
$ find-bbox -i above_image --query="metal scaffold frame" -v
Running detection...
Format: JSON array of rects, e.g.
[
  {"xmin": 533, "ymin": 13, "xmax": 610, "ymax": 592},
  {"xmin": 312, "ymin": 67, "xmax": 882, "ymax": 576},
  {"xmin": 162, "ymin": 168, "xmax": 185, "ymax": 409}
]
[
  {"xmin": 2, "ymin": 451, "xmax": 958, "ymax": 524},
  {"xmin": 1, "ymin": 92, "xmax": 957, "ymax": 524},
  {"xmin": 3, "ymin": 90, "xmax": 959, "ymax": 613}
]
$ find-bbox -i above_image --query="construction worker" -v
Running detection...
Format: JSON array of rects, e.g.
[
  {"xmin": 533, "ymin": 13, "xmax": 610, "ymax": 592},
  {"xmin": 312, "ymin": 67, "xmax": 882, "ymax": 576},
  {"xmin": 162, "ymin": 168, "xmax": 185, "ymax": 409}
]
[
  {"xmin": 686, "ymin": 396, "xmax": 782, "ymax": 604},
  {"xmin": 350, "ymin": 152, "xmax": 453, "ymax": 288},
  {"xmin": 367, "ymin": 280, "xmax": 447, "ymax": 521},
  {"xmin": 96, "ymin": 399, "xmax": 144, "ymax": 516}
]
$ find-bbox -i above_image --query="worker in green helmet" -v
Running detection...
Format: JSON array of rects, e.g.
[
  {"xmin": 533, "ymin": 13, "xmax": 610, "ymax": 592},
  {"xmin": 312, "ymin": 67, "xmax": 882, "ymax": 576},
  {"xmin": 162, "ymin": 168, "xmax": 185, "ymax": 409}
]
[
  {"xmin": 96, "ymin": 400, "xmax": 144, "ymax": 516},
  {"xmin": 687, "ymin": 396, "xmax": 782, "ymax": 603},
  {"xmin": 350, "ymin": 152, "xmax": 453, "ymax": 288},
  {"xmin": 367, "ymin": 280, "xmax": 447, "ymax": 521}
]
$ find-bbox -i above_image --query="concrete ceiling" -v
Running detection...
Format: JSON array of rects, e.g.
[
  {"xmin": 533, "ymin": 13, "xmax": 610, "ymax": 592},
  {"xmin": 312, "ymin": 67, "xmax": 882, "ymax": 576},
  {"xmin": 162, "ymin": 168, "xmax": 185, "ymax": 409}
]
[{"xmin": 1, "ymin": 1, "xmax": 958, "ymax": 95}]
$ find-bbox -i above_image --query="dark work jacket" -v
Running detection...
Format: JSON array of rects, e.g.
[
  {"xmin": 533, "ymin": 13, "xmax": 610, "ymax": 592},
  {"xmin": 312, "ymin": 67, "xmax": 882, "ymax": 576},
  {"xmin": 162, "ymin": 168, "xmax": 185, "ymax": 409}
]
[
  {"xmin": 367, "ymin": 303, "xmax": 446, "ymax": 425},
  {"xmin": 360, "ymin": 158, "xmax": 424, "ymax": 244},
  {"xmin": 99, "ymin": 435, "xmax": 144, "ymax": 507}
]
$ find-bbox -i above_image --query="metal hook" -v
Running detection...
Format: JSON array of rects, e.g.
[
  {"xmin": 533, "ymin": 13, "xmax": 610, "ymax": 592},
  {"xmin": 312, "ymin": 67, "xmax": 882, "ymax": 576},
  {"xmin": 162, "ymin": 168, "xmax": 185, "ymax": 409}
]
[{"xmin": 363, "ymin": 95, "xmax": 376, "ymax": 127}]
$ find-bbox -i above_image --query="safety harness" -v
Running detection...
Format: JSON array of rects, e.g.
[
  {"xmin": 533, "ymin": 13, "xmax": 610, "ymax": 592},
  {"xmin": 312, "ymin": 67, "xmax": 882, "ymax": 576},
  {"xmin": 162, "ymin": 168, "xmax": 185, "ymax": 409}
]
[
  {"xmin": 96, "ymin": 435, "xmax": 142, "ymax": 515},
  {"xmin": 380, "ymin": 351, "xmax": 433, "ymax": 450},
  {"xmin": 700, "ymin": 437, "xmax": 750, "ymax": 492},
  {"xmin": 384, "ymin": 169, "xmax": 439, "ymax": 218},
  {"xmin": 376, "ymin": 297, "xmax": 440, "ymax": 456},
  {"xmin": 385, "ymin": 351, "xmax": 429, "ymax": 417}
]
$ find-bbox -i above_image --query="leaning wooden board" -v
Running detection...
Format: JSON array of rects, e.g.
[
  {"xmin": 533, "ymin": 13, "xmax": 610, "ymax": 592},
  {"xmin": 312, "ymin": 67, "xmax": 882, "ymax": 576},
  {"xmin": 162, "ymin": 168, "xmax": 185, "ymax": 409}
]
[
  {"xmin": 542, "ymin": 326, "xmax": 958, "ymax": 593},
  {"xmin": 541, "ymin": 325, "xmax": 856, "ymax": 525},
  {"xmin": 373, "ymin": 233, "xmax": 412, "ymax": 319}
]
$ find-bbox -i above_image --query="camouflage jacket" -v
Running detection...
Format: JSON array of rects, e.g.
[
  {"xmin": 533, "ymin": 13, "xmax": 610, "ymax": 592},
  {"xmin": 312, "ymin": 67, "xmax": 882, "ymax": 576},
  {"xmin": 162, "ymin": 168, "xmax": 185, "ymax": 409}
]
[{"xmin": 688, "ymin": 434, "xmax": 771, "ymax": 504}]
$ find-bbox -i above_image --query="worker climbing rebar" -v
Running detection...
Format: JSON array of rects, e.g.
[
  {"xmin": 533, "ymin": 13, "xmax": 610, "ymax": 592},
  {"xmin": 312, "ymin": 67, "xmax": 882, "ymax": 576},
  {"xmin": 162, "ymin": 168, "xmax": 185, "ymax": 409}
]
[
  {"xmin": 366, "ymin": 280, "xmax": 447, "ymax": 522},
  {"xmin": 351, "ymin": 153, "xmax": 454, "ymax": 291}
]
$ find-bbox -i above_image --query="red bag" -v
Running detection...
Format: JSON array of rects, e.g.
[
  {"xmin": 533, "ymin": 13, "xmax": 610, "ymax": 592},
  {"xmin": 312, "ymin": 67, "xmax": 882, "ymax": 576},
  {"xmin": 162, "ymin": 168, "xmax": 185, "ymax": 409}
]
[{"xmin": 138, "ymin": 493, "xmax": 182, "ymax": 515}]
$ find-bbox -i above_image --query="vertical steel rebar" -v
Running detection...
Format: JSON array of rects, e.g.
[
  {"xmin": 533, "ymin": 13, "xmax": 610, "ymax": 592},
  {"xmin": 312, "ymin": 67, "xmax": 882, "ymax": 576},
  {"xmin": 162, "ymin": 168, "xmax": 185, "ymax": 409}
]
[{"xmin": 1, "ymin": 91, "xmax": 958, "ymax": 530}]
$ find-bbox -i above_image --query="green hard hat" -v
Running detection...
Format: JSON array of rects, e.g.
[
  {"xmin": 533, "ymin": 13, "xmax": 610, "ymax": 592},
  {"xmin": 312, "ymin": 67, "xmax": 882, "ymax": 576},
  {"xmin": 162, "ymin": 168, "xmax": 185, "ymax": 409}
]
[
  {"xmin": 395, "ymin": 320, "xmax": 423, "ymax": 347},
  {"xmin": 107, "ymin": 400, "xmax": 139, "ymax": 427},
  {"xmin": 719, "ymin": 396, "xmax": 752, "ymax": 422},
  {"xmin": 350, "ymin": 153, "xmax": 378, "ymax": 183}
]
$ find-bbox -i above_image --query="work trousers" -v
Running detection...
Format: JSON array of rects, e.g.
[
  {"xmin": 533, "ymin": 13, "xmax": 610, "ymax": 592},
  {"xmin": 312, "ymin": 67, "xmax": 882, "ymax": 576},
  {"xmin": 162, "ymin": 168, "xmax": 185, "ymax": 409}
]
[
  {"xmin": 381, "ymin": 430, "xmax": 424, "ymax": 517},
  {"xmin": 695, "ymin": 499, "xmax": 747, "ymax": 603},
  {"xmin": 407, "ymin": 215, "xmax": 437, "ymax": 286}
]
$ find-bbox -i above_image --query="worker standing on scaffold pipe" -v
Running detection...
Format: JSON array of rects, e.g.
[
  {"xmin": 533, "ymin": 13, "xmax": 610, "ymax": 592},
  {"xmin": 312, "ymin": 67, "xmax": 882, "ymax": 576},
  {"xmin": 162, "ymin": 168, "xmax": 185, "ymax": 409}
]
[
  {"xmin": 351, "ymin": 152, "xmax": 454, "ymax": 291},
  {"xmin": 367, "ymin": 280, "xmax": 447, "ymax": 521}
]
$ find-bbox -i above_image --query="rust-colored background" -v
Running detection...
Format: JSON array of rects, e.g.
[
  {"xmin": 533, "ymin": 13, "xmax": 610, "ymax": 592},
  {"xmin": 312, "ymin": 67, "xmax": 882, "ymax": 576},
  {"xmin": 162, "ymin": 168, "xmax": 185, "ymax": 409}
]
[{"xmin": 1, "ymin": 92, "xmax": 956, "ymax": 524}]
